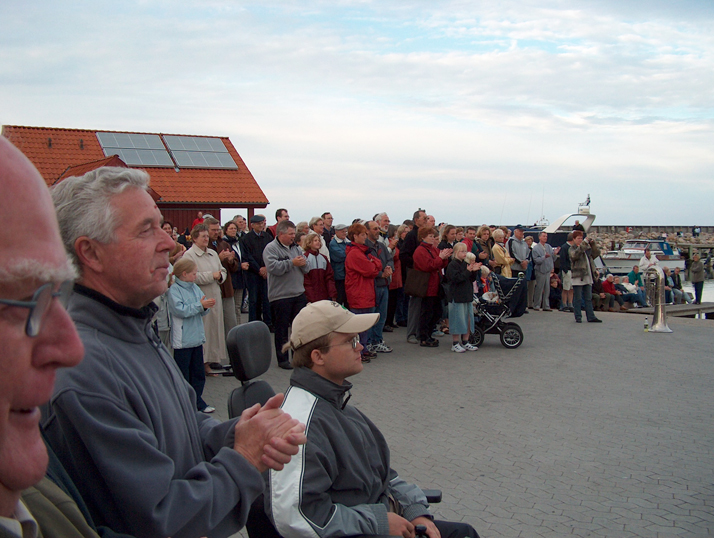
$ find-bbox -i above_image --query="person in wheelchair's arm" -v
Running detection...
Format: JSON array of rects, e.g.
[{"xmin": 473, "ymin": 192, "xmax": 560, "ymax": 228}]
[{"xmin": 267, "ymin": 301, "xmax": 479, "ymax": 538}]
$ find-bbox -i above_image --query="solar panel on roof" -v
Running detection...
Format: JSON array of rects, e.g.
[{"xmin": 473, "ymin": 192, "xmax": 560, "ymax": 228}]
[
  {"xmin": 96, "ymin": 132, "xmax": 238, "ymax": 170},
  {"xmin": 96, "ymin": 132, "xmax": 173, "ymax": 167},
  {"xmin": 163, "ymin": 135, "xmax": 238, "ymax": 169},
  {"xmin": 103, "ymin": 148, "xmax": 175, "ymax": 167}
]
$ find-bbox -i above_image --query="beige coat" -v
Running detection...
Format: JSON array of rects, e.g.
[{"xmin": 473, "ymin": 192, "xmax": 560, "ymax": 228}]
[
  {"xmin": 492, "ymin": 243, "xmax": 515, "ymax": 278},
  {"xmin": 183, "ymin": 245, "xmax": 228, "ymax": 364}
]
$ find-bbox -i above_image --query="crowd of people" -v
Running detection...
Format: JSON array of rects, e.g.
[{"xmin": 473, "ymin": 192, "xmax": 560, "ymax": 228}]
[
  {"xmin": 2, "ymin": 131, "xmax": 708, "ymax": 538},
  {"xmin": 157, "ymin": 207, "xmax": 706, "ymax": 370},
  {"xmin": 0, "ymin": 137, "xmax": 484, "ymax": 538}
]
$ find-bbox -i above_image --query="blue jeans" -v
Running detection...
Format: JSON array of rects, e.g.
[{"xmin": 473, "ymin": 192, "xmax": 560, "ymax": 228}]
[
  {"xmin": 173, "ymin": 346, "xmax": 208, "ymax": 411},
  {"xmin": 573, "ymin": 284, "xmax": 597, "ymax": 322},
  {"xmin": 370, "ymin": 285, "xmax": 389, "ymax": 344},
  {"xmin": 350, "ymin": 307, "xmax": 375, "ymax": 352}
]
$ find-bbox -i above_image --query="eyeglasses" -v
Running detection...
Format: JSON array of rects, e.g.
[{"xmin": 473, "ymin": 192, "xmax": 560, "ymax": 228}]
[
  {"xmin": 321, "ymin": 335, "xmax": 360, "ymax": 351},
  {"xmin": 0, "ymin": 280, "xmax": 74, "ymax": 337}
]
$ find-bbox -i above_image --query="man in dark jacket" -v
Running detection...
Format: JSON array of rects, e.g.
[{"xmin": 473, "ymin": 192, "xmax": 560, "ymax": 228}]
[
  {"xmin": 267, "ymin": 301, "xmax": 479, "ymax": 538},
  {"xmin": 399, "ymin": 209, "xmax": 428, "ymax": 343},
  {"xmin": 241, "ymin": 215, "xmax": 273, "ymax": 327}
]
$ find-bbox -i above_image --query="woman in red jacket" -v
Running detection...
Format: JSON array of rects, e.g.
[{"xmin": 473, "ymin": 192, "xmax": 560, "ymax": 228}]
[
  {"xmin": 302, "ymin": 232, "xmax": 337, "ymax": 303},
  {"xmin": 413, "ymin": 227, "xmax": 452, "ymax": 347},
  {"xmin": 345, "ymin": 223, "xmax": 382, "ymax": 361}
]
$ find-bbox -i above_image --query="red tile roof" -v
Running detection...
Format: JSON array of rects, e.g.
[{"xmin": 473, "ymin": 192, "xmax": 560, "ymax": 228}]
[
  {"xmin": 1, "ymin": 125, "xmax": 269, "ymax": 206},
  {"xmin": 57, "ymin": 155, "xmax": 162, "ymax": 202},
  {"xmin": 57, "ymin": 155, "xmax": 128, "ymax": 181}
]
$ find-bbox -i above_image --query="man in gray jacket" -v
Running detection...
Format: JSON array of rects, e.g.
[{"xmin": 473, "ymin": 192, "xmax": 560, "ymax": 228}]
[
  {"xmin": 264, "ymin": 220, "xmax": 309, "ymax": 370},
  {"xmin": 43, "ymin": 167, "xmax": 306, "ymax": 538},
  {"xmin": 268, "ymin": 301, "xmax": 479, "ymax": 538},
  {"xmin": 531, "ymin": 232, "xmax": 560, "ymax": 311},
  {"xmin": 365, "ymin": 220, "xmax": 394, "ymax": 353}
]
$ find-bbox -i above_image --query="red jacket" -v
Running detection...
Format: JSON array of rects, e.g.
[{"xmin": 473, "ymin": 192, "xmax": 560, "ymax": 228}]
[
  {"xmin": 345, "ymin": 243, "xmax": 382, "ymax": 309},
  {"xmin": 602, "ymin": 279, "xmax": 619, "ymax": 296},
  {"xmin": 303, "ymin": 249, "xmax": 337, "ymax": 303},
  {"xmin": 413, "ymin": 242, "xmax": 449, "ymax": 297}
]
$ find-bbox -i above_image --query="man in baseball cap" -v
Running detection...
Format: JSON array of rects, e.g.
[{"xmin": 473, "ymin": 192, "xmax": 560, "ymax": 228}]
[{"xmin": 267, "ymin": 300, "xmax": 480, "ymax": 538}]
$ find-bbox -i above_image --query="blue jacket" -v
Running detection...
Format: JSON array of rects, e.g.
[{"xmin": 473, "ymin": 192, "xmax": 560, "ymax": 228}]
[
  {"xmin": 168, "ymin": 279, "xmax": 209, "ymax": 349},
  {"xmin": 329, "ymin": 237, "xmax": 348, "ymax": 280}
]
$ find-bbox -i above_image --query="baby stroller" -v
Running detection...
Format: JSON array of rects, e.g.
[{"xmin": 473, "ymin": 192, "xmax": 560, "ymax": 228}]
[{"xmin": 469, "ymin": 271, "xmax": 525, "ymax": 349}]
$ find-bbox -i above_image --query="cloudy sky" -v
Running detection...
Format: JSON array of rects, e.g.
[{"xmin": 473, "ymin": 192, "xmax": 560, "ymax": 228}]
[{"xmin": 2, "ymin": 1, "xmax": 713, "ymax": 226}]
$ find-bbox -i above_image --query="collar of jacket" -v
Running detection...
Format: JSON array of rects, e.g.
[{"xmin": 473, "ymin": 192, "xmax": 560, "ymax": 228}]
[
  {"xmin": 73, "ymin": 283, "xmax": 157, "ymax": 320},
  {"xmin": 173, "ymin": 278, "xmax": 195, "ymax": 290},
  {"xmin": 346, "ymin": 242, "xmax": 369, "ymax": 254},
  {"xmin": 290, "ymin": 367, "xmax": 353, "ymax": 409}
]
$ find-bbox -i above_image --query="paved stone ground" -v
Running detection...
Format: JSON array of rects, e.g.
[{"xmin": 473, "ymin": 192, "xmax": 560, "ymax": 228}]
[{"xmin": 206, "ymin": 311, "xmax": 714, "ymax": 537}]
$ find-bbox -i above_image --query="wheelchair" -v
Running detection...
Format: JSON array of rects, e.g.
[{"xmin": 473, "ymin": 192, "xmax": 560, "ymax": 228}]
[{"xmin": 226, "ymin": 321, "xmax": 443, "ymax": 538}]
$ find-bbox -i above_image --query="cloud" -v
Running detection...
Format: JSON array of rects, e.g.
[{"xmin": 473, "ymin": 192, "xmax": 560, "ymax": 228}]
[{"xmin": 1, "ymin": 0, "xmax": 712, "ymax": 224}]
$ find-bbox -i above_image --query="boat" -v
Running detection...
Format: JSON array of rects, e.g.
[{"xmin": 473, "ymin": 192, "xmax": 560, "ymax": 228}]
[{"xmin": 600, "ymin": 239, "xmax": 685, "ymax": 275}]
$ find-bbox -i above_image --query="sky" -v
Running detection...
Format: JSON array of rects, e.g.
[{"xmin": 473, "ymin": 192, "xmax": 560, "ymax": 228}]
[{"xmin": 1, "ymin": 0, "xmax": 713, "ymax": 226}]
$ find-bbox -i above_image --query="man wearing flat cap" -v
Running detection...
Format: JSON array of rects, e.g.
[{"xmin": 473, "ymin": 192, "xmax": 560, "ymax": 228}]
[
  {"xmin": 241, "ymin": 215, "xmax": 273, "ymax": 327},
  {"xmin": 266, "ymin": 301, "xmax": 479, "ymax": 538},
  {"xmin": 328, "ymin": 224, "xmax": 350, "ymax": 307}
]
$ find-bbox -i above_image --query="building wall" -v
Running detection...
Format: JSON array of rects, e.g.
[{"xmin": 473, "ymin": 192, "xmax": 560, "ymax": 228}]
[{"xmin": 159, "ymin": 208, "xmax": 222, "ymax": 234}]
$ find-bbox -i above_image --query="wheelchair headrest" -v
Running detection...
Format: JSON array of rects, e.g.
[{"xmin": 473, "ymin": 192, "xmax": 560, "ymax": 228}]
[{"xmin": 226, "ymin": 321, "xmax": 273, "ymax": 382}]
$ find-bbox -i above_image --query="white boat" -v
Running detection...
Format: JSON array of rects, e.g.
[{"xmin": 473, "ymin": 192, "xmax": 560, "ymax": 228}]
[{"xmin": 600, "ymin": 239, "xmax": 685, "ymax": 275}]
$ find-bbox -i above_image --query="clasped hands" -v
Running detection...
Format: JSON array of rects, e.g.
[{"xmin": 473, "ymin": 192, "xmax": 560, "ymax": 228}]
[{"xmin": 233, "ymin": 393, "xmax": 307, "ymax": 472}]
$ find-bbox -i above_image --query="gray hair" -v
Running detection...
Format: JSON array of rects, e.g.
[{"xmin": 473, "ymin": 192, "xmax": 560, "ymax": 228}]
[
  {"xmin": 51, "ymin": 167, "xmax": 150, "ymax": 272},
  {"xmin": 309, "ymin": 216, "xmax": 323, "ymax": 230}
]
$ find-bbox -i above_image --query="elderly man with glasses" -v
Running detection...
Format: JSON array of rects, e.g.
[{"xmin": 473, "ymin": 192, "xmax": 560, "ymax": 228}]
[{"xmin": 0, "ymin": 137, "xmax": 130, "ymax": 537}]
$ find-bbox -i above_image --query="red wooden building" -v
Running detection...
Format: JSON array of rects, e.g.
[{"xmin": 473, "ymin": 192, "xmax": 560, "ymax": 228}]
[{"xmin": 2, "ymin": 125, "xmax": 269, "ymax": 232}]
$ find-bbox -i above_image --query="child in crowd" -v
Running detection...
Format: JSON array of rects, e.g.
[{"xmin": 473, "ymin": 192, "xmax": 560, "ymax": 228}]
[
  {"xmin": 302, "ymin": 232, "xmax": 337, "ymax": 302},
  {"xmin": 445, "ymin": 243, "xmax": 481, "ymax": 353},
  {"xmin": 168, "ymin": 258, "xmax": 216, "ymax": 413}
]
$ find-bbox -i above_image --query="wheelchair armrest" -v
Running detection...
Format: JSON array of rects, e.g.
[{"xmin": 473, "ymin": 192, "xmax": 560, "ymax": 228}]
[{"xmin": 423, "ymin": 489, "xmax": 442, "ymax": 503}]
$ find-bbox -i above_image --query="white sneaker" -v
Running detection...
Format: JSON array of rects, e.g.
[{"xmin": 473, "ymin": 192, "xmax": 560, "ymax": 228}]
[
  {"xmin": 407, "ymin": 335, "xmax": 419, "ymax": 344},
  {"xmin": 432, "ymin": 330, "xmax": 445, "ymax": 337},
  {"xmin": 462, "ymin": 343, "xmax": 479, "ymax": 351},
  {"xmin": 371, "ymin": 341, "xmax": 393, "ymax": 353},
  {"xmin": 451, "ymin": 343, "xmax": 466, "ymax": 353},
  {"xmin": 202, "ymin": 406, "xmax": 216, "ymax": 414}
]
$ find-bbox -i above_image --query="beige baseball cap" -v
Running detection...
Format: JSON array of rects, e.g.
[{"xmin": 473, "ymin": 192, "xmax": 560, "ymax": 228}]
[{"xmin": 289, "ymin": 301, "xmax": 379, "ymax": 350}]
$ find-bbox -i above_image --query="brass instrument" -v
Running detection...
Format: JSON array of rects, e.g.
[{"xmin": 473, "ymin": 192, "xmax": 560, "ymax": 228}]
[{"xmin": 644, "ymin": 266, "xmax": 672, "ymax": 333}]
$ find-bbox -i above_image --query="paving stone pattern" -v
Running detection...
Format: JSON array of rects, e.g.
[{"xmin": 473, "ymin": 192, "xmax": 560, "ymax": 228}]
[{"xmin": 206, "ymin": 312, "xmax": 714, "ymax": 537}]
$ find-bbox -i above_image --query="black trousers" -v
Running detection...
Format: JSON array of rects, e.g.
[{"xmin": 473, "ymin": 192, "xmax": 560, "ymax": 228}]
[
  {"xmin": 247, "ymin": 272, "xmax": 271, "ymax": 325},
  {"xmin": 335, "ymin": 279, "xmax": 348, "ymax": 307},
  {"xmin": 418, "ymin": 295, "xmax": 443, "ymax": 341},
  {"xmin": 270, "ymin": 294, "xmax": 308, "ymax": 365}
]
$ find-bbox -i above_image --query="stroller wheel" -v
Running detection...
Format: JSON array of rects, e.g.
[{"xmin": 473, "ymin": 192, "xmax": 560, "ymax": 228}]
[
  {"xmin": 500, "ymin": 323, "xmax": 523, "ymax": 349},
  {"xmin": 469, "ymin": 326, "xmax": 485, "ymax": 348}
]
